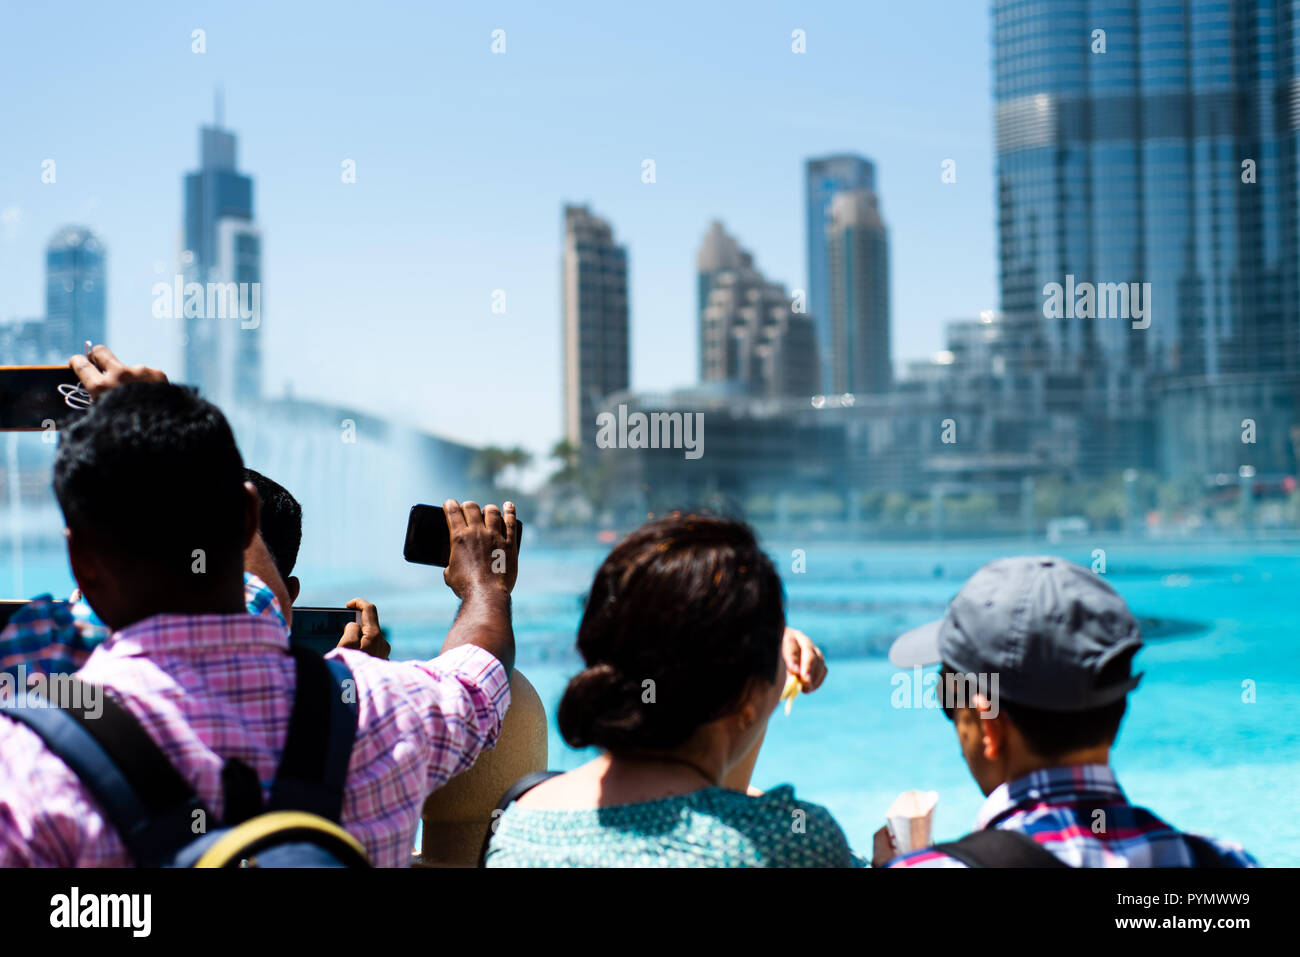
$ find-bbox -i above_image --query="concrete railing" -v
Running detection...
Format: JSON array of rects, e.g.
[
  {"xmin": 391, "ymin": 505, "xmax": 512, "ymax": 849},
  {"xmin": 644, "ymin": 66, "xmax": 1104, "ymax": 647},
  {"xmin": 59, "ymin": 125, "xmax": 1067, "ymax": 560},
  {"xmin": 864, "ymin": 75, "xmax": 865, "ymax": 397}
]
[{"xmin": 413, "ymin": 669, "xmax": 549, "ymax": 867}]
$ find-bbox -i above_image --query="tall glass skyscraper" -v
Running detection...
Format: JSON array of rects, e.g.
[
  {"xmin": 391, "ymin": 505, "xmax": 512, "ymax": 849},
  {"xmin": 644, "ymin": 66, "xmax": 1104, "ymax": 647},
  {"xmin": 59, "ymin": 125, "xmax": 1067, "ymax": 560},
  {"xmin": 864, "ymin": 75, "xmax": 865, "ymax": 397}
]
[
  {"xmin": 827, "ymin": 190, "xmax": 891, "ymax": 395},
  {"xmin": 562, "ymin": 204, "xmax": 629, "ymax": 450},
  {"xmin": 45, "ymin": 226, "xmax": 106, "ymax": 356},
  {"xmin": 805, "ymin": 155, "xmax": 877, "ymax": 391},
  {"xmin": 993, "ymin": 2, "xmax": 1300, "ymax": 377},
  {"xmin": 993, "ymin": 0, "xmax": 1300, "ymax": 474},
  {"xmin": 182, "ymin": 116, "xmax": 261, "ymax": 405}
]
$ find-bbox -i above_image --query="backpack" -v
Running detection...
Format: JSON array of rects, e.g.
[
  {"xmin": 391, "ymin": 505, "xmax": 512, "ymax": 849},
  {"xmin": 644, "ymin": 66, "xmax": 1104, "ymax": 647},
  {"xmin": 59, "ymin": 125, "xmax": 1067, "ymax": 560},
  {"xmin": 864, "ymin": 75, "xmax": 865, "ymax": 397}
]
[
  {"xmin": 935, "ymin": 827, "xmax": 1233, "ymax": 868},
  {"xmin": 0, "ymin": 646, "xmax": 370, "ymax": 867}
]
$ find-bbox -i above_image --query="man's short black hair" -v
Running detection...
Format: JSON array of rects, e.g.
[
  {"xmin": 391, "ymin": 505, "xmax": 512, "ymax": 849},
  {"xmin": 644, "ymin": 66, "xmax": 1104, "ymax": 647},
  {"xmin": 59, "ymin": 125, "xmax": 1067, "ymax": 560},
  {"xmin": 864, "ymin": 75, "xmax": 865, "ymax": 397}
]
[
  {"xmin": 939, "ymin": 662, "xmax": 1128, "ymax": 760},
  {"xmin": 998, "ymin": 697, "xmax": 1128, "ymax": 760},
  {"xmin": 53, "ymin": 382, "xmax": 246, "ymax": 577},
  {"xmin": 244, "ymin": 468, "xmax": 302, "ymax": 578}
]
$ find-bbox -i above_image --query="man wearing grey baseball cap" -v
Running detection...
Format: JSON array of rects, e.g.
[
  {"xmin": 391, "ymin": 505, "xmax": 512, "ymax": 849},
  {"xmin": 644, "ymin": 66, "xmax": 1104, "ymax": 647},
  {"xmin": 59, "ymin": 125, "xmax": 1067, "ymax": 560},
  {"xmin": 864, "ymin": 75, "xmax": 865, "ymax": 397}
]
[{"xmin": 882, "ymin": 556, "xmax": 1256, "ymax": 868}]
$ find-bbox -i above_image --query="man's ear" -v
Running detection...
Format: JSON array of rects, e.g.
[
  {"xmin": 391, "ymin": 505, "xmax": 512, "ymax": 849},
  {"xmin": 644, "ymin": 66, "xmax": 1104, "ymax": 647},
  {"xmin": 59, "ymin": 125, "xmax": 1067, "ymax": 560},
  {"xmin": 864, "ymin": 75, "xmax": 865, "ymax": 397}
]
[
  {"xmin": 737, "ymin": 672, "xmax": 777, "ymax": 730},
  {"xmin": 65, "ymin": 527, "xmax": 97, "ymax": 594},
  {"xmin": 241, "ymin": 481, "xmax": 260, "ymax": 550},
  {"xmin": 286, "ymin": 575, "xmax": 301, "ymax": 605},
  {"xmin": 975, "ymin": 694, "xmax": 1006, "ymax": 760},
  {"xmin": 65, "ymin": 527, "xmax": 110, "ymax": 622}
]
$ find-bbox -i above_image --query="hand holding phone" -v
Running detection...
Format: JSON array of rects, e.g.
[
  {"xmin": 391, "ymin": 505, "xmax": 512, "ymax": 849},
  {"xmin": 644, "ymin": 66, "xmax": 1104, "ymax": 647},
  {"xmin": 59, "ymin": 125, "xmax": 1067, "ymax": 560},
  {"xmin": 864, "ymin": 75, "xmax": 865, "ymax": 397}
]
[
  {"xmin": 404, "ymin": 503, "xmax": 523, "ymax": 567},
  {"xmin": 68, "ymin": 344, "xmax": 168, "ymax": 400},
  {"xmin": 404, "ymin": 501, "xmax": 521, "ymax": 596},
  {"xmin": 336, "ymin": 598, "xmax": 389, "ymax": 660},
  {"xmin": 403, "ymin": 505, "xmax": 453, "ymax": 566}
]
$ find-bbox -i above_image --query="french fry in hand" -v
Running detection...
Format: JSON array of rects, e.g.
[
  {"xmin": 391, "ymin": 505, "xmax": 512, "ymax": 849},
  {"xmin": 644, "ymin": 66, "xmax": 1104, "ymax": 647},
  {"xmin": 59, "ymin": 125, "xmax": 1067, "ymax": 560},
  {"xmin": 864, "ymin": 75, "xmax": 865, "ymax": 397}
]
[{"xmin": 780, "ymin": 673, "xmax": 802, "ymax": 715}]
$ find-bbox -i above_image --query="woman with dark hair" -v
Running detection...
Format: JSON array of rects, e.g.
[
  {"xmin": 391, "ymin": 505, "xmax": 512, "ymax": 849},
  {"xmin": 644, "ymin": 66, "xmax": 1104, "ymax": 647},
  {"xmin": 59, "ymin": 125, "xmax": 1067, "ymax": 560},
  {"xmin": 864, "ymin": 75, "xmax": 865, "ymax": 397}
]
[{"xmin": 485, "ymin": 513, "xmax": 853, "ymax": 867}]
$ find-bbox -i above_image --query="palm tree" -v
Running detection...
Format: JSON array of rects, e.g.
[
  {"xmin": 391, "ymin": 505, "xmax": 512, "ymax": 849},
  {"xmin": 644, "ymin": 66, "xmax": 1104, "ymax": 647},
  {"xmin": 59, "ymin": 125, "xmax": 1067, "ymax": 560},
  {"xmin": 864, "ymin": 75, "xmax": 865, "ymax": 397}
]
[
  {"xmin": 547, "ymin": 439, "xmax": 579, "ymax": 487},
  {"xmin": 471, "ymin": 445, "xmax": 533, "ymax": 492}
]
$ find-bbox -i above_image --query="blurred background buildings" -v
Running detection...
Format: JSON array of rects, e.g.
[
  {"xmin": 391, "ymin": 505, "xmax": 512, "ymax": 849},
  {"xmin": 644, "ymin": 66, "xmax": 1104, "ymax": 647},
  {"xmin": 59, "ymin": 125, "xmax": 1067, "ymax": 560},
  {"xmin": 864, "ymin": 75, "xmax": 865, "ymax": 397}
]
[
  {"xmin": 578, "ymin": 1, "xmax": 1300, "ymax": 533},
  {"xmin": 6, "ymin": 1, "xmax": 1300, "ymax": 540}
]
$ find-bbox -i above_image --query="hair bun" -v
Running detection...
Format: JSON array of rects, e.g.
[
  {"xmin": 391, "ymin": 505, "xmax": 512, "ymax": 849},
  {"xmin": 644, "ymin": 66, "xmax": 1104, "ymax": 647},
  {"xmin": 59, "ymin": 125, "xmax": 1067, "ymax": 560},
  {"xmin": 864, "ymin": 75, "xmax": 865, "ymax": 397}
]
[
  {"xmin": 557, "ymin": 663, "xmax": 644, "ymax": 750},
  {"xmin": 560, "ymin": 513, "xmax": 785, "ymax": 754}
]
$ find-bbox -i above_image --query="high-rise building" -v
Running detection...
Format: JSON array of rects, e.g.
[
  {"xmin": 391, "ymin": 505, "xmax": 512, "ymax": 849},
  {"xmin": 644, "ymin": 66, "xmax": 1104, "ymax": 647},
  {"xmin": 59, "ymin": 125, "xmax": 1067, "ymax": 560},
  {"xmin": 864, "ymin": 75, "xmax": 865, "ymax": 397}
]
[
  {"xmin": 697, "ymin": 220, "xmax": 745, "ymax": 381},
  {"xmin": 805, "ymin": 154, "xmax": 876, "ymax": 390},
  {"xmin": 698, "ymin": 221, "xmax": 818, "ymax": 398},
  {"xmin": 827, "ymin": 189, "xmax": 891, "ymax": 395},
  {"xmin": 45, "ymin": 226, "xmax": 106, "ymax": 355},
  {"xmin": 562, "ymin": 204, "xmax": 629, "ymax": 450},
  {"xmin": 992, "ymin": 0, "xmax": 1300, "ymax": 477},
  {"xmin": 181, "ymin": 108, "xmax": 262, "ymax": 406}
]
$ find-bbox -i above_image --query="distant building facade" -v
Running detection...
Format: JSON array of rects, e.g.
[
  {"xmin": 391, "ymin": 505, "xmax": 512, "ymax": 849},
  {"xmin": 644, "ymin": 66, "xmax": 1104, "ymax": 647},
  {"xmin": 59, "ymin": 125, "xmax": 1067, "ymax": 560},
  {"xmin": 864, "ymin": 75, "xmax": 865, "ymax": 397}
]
[
  {"xmin": 992, "ymin": 0, "xmax": 1300, "ymax": 478},
  {"xmin": 805, "ymin": 154, "xmax": 876, "ymax": 391},
  {"xmin": 827, "ymin": 190, "xmax": 891, "ymax": 395},
  {"xmin": 698, "ymin": 221, "xmax": 818, "ymax": 398},
  {"xmin": 593, "ymin": 309, "xmax": 1155, "ymax": 530},
  {"xmin": 45, "ymin": 226, "xmax": 106, "ymax": 356},
  {"xmin": 181, "ymin": 120, "xmax": 262, "ymax": 407},
  {"xmin": 562, "ymin": 204, "xmax": 629, "ymax": 451}
]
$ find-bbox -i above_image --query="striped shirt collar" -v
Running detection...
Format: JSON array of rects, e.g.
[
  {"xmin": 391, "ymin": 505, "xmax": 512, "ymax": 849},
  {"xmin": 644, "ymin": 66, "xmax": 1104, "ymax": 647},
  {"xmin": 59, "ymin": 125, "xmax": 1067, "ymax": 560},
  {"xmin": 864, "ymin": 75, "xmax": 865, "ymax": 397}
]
[{"xmin": 975, "ymin": 763, "xmax": 1127, "ymax": 830}]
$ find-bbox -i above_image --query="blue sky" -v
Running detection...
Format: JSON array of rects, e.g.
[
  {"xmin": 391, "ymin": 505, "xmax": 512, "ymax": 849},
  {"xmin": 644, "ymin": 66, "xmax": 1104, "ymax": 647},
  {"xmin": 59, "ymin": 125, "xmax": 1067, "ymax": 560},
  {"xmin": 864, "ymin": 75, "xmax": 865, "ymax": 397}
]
[{"xmin": 0, "ymin": 0, "xmax": 995, "ymax": 457}]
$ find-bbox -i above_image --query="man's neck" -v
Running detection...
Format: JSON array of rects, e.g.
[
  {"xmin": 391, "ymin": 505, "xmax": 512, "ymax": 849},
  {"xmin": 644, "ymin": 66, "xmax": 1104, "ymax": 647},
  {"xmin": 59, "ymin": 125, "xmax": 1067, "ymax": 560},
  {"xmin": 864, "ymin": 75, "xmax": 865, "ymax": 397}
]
[
  {"xmin": 113, "ymin": 579, "xmax": 247, "ymax": 630},
  {"xmin": 1002, "ymin": 745, "xmax": 1112, "ymax": 786}
]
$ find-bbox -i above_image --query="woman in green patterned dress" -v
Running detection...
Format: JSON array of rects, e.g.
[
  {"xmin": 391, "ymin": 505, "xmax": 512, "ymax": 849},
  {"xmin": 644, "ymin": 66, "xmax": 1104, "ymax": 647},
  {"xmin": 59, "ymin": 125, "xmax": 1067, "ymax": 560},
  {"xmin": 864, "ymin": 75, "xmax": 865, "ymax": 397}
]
[{"xmin": 486, "ymin": 513, "xmax": 854, "ymax": 867}]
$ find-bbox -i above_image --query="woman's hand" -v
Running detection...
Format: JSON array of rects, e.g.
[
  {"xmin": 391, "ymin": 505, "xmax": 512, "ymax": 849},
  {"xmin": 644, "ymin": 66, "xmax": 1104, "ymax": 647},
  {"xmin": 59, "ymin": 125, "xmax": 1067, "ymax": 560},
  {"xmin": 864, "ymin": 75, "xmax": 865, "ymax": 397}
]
[{"xmin": 782, "ymin": 627, "xmax": 827, "ymax": 691}]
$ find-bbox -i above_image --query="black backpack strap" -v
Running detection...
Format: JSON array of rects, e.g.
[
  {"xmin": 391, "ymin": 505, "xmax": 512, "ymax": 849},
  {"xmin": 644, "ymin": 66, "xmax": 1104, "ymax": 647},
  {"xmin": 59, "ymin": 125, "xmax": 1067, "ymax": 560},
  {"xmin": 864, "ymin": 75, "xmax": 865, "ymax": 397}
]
[
  {"xmin": 220, "ymin": 758, "xmax": 265, "ymax": 825},
  {"xmin": 0, "ymin": 682, "xmax": 209, "ymax": 867},
  {"xmin": 267, "ymin": 647, "xmax": 358, "ymax": 823},
  {"xmin": 1183, "ymin": 834, "xmax": 1232, "ymax": 868},
  {"xmin": 934, "ymin": 828, "xmax": 1071, "ymax": 868},
  {"xmin": 477, "ymin": 770, "xmax": 562, "ymax": 868}
]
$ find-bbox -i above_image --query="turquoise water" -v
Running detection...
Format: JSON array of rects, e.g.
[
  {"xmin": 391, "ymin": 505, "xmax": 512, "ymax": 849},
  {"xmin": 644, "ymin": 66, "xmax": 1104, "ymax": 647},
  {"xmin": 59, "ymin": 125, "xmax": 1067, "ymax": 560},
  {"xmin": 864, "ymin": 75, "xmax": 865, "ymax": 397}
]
[
  {"xmin": 339, "ymin": 537, "xmax": 1299, "ymax": 866},
  {"xmin": 7, "ymin": 537, "xmax": 1299, "ymax": 865}
]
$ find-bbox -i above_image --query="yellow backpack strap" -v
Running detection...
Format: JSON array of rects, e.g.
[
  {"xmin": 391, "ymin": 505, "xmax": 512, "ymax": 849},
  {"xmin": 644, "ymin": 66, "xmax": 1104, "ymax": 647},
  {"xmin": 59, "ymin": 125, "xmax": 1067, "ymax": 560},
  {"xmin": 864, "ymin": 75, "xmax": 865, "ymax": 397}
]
[{"xmin": 194, "ymin": 811, "xmax": 370, "ymax": 868}]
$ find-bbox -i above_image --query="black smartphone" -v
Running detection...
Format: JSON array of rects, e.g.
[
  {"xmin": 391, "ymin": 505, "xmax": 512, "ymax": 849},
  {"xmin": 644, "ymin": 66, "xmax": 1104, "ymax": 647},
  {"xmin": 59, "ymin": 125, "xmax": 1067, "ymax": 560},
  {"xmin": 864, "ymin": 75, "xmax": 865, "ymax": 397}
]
[
  {"xmin": 403, "ymin": 504, "xmax": 523, "ymax": 567},
  {"xmin": 0, "ymin": 366, "xmax": 92, "ymax": 431},
  {"xmin": 288, "ymin": 606, "xmax": 360, "ymax": 656}
]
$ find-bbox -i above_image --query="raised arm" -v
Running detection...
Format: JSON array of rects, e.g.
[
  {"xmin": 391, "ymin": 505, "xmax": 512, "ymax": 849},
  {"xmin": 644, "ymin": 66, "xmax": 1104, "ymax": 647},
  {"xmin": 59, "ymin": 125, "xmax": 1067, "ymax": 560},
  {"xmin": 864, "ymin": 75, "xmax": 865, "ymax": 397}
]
[{"xmin": 439, "ymin": 499, "xmax": 517, "ymax": 676}]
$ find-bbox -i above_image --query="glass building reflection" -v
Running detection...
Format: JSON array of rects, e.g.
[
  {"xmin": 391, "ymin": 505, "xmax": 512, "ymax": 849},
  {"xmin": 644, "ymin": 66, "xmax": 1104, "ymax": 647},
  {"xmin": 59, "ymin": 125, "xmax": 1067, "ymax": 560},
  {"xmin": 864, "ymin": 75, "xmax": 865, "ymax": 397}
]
[{"xmin": 993, "ymin": 0, "xmax": 1300, "ymax": 474}]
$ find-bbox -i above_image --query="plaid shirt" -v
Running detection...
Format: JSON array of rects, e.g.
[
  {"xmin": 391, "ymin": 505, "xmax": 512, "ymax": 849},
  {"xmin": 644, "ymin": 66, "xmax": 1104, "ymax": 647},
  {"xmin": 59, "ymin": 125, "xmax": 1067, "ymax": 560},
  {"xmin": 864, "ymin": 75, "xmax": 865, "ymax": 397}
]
[
  {"xmin": 1, "ymin": 574, "xmax": 283, "ymax": 678},
  {"xmin": 889, "ymin": 764, "xmax": 1257, "ymax": 868},
  {"xmin": 0, "ymin": 594, "xmax": 109, "ymax": 678},
  {"xmin": 0, "ymin": 578, "xmax": 510, "ymax": 868}
]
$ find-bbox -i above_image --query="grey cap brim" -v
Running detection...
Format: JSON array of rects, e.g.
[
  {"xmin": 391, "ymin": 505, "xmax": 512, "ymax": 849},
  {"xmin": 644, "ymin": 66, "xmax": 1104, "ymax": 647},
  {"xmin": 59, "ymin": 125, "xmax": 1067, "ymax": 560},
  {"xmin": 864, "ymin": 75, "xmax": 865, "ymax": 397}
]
[{"xmin": 888, "ymin": 620, "xmax": 943, "ymax": 668}]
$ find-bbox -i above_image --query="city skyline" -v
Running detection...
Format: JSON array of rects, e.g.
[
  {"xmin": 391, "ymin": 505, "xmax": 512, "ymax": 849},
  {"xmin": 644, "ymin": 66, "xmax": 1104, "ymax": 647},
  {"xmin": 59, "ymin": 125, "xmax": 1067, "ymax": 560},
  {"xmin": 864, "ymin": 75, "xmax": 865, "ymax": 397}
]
[
  {"xmin": 0, "ymin": 0, "xmax": 995, "ymax": 465},
  {"xmin": 5, "ymin": 122, "xmax": 970, "ymax": 464},
  {"xmin": 7, "ymin": 3, "xmax": 1297, "ymax": 488}
]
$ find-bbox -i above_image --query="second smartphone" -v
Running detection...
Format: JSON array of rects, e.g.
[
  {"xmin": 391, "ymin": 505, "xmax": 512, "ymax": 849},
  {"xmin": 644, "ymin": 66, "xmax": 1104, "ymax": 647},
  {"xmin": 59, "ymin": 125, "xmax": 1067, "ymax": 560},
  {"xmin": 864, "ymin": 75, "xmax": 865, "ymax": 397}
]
[{"xmin": 403, "ymin": 504, "xmax": 523, "ymax": 567}]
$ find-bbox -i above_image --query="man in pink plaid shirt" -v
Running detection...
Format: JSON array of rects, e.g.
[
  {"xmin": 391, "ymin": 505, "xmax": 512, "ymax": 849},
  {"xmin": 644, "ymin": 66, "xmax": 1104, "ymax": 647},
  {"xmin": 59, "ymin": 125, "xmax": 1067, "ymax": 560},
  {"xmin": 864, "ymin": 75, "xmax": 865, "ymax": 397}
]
[{"xmin": 0, "ymin": 352, "xmax": 519, "ymax": 868}]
